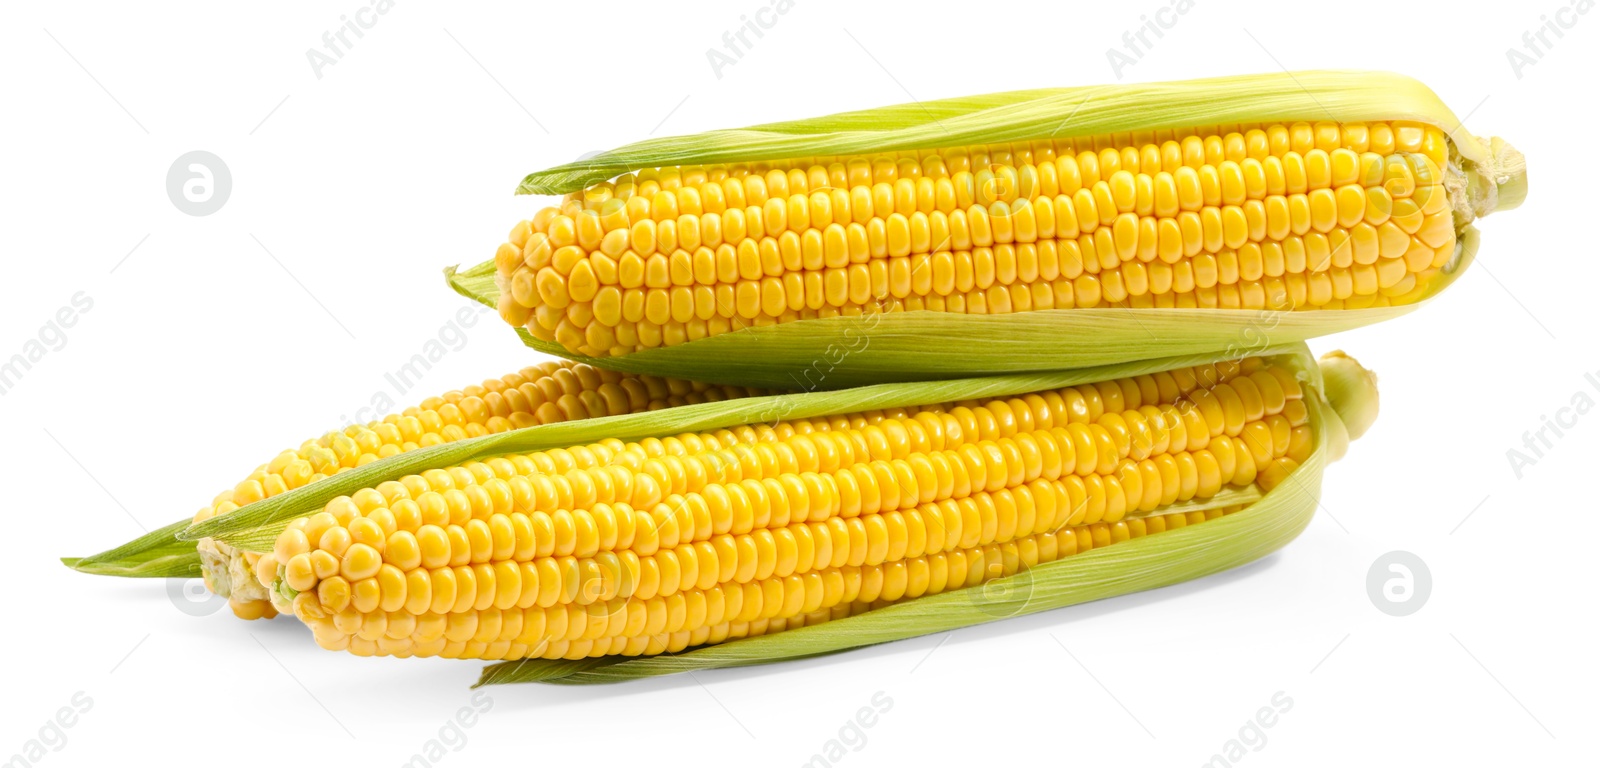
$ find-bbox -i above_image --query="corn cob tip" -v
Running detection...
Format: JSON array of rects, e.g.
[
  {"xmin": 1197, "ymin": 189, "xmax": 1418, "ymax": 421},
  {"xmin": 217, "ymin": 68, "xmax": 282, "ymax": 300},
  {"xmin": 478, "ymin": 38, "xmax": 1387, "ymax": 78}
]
[
  {"xmin": 1484, "ymin": 136, "xmax": 1527, "ymax": 214},
  {"xmin": 1457, "ymin": 136, "xmax": 1526, "ymax": 219},
  {"xmin": 1317, "ymin": 350, "xmax": 1379, "ymax": 455}
]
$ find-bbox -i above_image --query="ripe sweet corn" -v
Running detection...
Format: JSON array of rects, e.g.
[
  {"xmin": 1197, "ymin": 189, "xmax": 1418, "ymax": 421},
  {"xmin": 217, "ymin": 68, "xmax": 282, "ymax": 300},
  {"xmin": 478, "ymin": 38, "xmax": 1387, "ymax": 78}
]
[
  {"xmin": 257, "ymin": 355, "xmax": 1322, "ymax": 662},
  {"xmin": 497, "ymin": 120, "xmax": 1462, "ymax": 358},
  {"xmin": 69, "ymin": 340, "xmax": 1372, "ymax": 685},
  {"xmin": 479, "ymin": 345, "xmax": 1374, "ymax": 684},
  {"xmin": 448, "ymin": 71, "xmax": 1523, "ymax": 388}
]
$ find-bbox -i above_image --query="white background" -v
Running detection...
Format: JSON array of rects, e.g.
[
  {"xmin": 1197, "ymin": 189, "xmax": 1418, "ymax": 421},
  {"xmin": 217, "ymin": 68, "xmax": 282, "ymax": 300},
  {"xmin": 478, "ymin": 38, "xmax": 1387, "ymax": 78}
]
[{"xmin": 1, "ymin": 0, "xmax": 1592, "ymax": 765}]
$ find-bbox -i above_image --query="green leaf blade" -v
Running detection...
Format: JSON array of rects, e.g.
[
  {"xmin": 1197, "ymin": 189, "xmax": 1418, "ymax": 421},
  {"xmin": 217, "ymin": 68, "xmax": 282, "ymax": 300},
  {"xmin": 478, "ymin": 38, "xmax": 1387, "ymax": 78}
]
[
  {"xmin": 516, "ymin": 71, "xmax": 1484, "ymax": 196},
  {"xmin": 63, "ymin": 517, "xmax": 202, "ymax": 579}
]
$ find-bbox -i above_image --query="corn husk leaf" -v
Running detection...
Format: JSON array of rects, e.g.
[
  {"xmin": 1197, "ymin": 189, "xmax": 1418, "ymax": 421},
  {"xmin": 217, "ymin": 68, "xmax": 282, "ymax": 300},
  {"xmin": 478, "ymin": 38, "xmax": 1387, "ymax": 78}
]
[
  {"xmin": 446, "ymin": 229, "xmax": 1475, "ymax": 390},
  {"xmin": 181, "ymin": 343, "xmax": 1317, "ymax": 552},
  {"xmin": 60, "ymin": 553, "xmax": 201, "ymax": 579},
  {"xmin": 516, "ymin": 70, "xmax": 1488, "ymax": 195},
  {"xmin": 63, "ymin": 519, "xmax": 202, "ymax": 578},
  {"xmin": 475, "ymin": 346, "xmax": 1337, "ymax": 685}
]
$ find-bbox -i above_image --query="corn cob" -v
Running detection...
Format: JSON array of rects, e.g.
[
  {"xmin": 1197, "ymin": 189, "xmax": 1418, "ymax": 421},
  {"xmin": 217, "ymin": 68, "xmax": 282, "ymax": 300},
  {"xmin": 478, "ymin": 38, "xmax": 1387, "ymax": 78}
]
[
  {"xmin": 248, "ymin": 354, "xmax": 1326, "ymax": 662},
  {"xmin": 498, "ymin": 120, "xmax": 1458, "ymax": 355},
  {"xmin": 447, "ymin": 71, "xmax": 1523, "ymax": 389},
  {"xmin": 68, "ymin": 361, "xmax": 769, "ymax": 611},
  {"xmin": 486, "ymin": 347, "xmax": 1371, "ymax": 684}
]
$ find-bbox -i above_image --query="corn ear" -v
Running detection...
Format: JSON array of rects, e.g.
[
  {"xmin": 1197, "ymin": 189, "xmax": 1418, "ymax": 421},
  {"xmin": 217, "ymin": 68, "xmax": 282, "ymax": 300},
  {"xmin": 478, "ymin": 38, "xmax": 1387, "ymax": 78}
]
[
  {"xmin": 473, "ymin": 343, "xmax": 1357, "ymax": 684},
  {"xmin": 453, "ymin": 70, "xmax": 1520, "ymax": 388},
  {"xmin": 269, "ymin": 356, "xmax": 1285, "ymax": 661},
  {"xmin": 180, "ymin": 342, "xmax": 1331, "ymax": 560}
]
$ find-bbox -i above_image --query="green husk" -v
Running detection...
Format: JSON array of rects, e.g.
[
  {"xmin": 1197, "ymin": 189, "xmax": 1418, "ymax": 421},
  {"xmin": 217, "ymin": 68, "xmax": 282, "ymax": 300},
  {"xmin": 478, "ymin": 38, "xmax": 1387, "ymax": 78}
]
[
  {"xmin": 60, "ymin": 552, "xmax": 201, "ymax": 578},
  {"xmin": 179, "ymin": 343, "xmax": 1317, "ymax": 552},
  {"xmin": 63, "ymin": 519, "xmax": 202, "ymax": 578},
  {"xmin": 474, "ymin": 345, "xmax": 1344, "ymax": 685},
  {"xmin": 446, "ymin": 230, "xmax": 1475, "ymax": 390},
  {"xmin": 516, "ymin": 70, "xmax": 1495, "ymax": 195}
]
